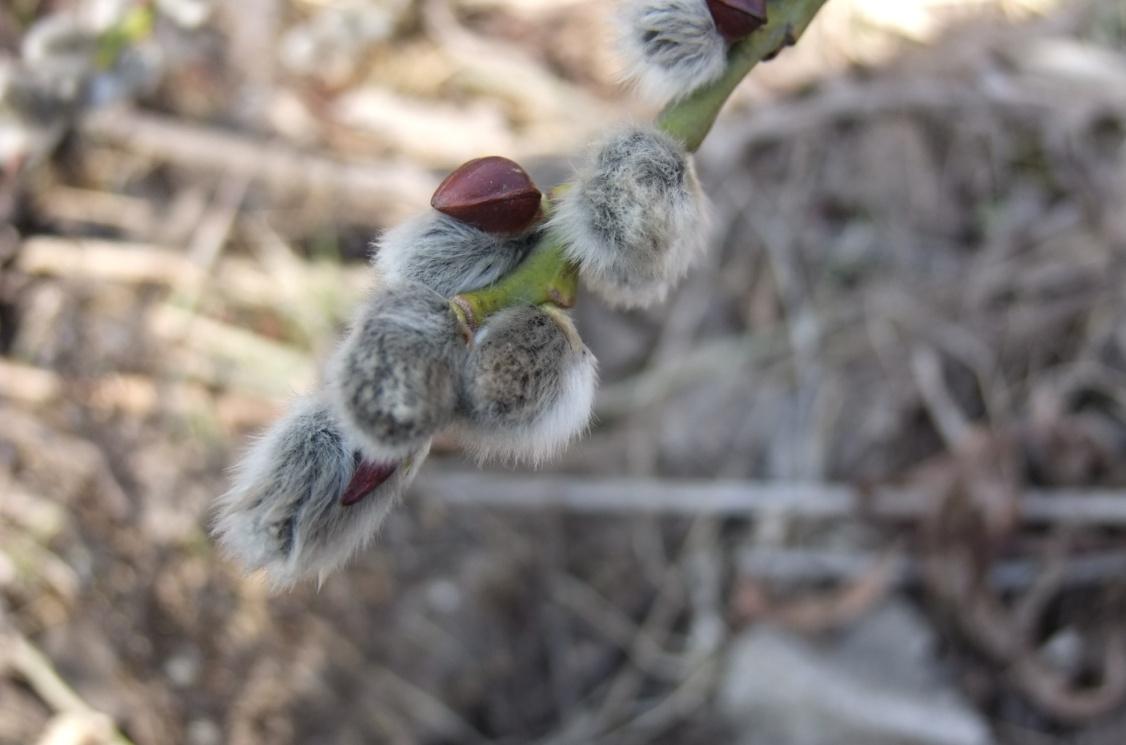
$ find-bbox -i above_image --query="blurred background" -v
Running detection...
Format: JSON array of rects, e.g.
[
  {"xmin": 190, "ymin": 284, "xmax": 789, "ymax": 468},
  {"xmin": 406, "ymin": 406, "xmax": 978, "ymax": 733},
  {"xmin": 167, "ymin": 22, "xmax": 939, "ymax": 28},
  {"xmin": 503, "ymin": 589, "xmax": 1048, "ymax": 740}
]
[{"xmin": 2, "ymin": 0, "xmax": 1126, "ymax": 743}]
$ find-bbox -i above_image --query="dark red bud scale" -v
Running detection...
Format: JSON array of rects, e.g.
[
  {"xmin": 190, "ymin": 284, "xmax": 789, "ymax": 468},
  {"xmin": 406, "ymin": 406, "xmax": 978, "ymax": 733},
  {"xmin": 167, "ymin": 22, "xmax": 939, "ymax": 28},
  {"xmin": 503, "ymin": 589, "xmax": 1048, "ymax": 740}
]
[
  {"xmin": 706, "ymin": 0, "xmax": 768, "ymax": 43},
  {"xmin": 340, "ymin": 457, "xmax": 398, "ymax": 506},
  {"xmin": 431, "ymin": 156, "xmax": 543, "ymax": 234}
]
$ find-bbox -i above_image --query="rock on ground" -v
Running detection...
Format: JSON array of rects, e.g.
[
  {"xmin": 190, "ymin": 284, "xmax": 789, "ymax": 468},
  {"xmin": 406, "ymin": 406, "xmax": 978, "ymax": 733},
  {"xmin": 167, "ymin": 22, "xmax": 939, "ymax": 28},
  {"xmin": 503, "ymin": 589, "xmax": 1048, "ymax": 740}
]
[{"xmin": 718, "ymin": 601, "xmax": 994, "ymax": 745}]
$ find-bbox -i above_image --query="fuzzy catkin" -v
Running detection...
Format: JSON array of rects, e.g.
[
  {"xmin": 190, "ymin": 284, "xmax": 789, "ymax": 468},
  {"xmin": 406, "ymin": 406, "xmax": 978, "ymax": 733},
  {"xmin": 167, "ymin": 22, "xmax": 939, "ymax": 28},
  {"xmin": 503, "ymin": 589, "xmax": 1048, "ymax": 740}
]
[
  {"xmin": 213, "ymin": 394, "xmax": 427, "ymax": 588},
  {"xmin": 457, "ymin": 305, "xmax": 597, "ymax": 464},
  {"xmin": 374, "ymin": 211, "xmax": 541, "ymax": 297},
  {"xmin": 551, "ymin": 125, "xmax": 708, "ymax": 308},
  {"xmin": 331, "ymin": 281, "xmax": 466, "ymax": 461},
  {"xmin": 617, "ymin": 0, "xmax": 727, "ymax": 104}
]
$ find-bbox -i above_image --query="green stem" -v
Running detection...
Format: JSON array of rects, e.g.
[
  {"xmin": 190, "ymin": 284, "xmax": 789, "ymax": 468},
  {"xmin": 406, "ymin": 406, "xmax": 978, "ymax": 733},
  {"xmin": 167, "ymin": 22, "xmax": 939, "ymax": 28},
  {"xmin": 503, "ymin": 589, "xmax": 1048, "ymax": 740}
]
[
  {"xmin": 452, "ymin": 238, "xmax": 579, "ymax": 332},
  {"xmin": 658, "ymin": 0, "xmax": 829, "ymax": 152},
  {"xmin": 95, "ymin": 5, "xmax": 154, "ymax": 70},
  {"xmin": 454, "ymin": 0, "xmax": 830, "ymax": 329}
]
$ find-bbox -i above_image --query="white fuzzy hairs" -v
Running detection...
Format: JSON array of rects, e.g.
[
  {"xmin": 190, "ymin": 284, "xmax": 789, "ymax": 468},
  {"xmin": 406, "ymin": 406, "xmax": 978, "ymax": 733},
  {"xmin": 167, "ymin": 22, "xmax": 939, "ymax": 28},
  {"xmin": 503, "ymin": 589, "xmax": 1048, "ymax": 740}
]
[
  {"xmin": 617, "ymin": 0, "xmax": 728, "ymax": 104},
  {"xmin": 551, "ymin": 125, "xmax": 710, "ymax": 309},
  {"xmin": 330, "ymin": 281, "xmax": 467, "ymax": 462},
  {"xmin": 455, "ymin": 305, "xmax": 597, "ymax": 465},
  {"xmin": 213, "ymin": 394, "xmax": 429, "ymax": 588},
  {"xmin": 374, "ymin": 212, "xmax": 540, "ymax": 298}
]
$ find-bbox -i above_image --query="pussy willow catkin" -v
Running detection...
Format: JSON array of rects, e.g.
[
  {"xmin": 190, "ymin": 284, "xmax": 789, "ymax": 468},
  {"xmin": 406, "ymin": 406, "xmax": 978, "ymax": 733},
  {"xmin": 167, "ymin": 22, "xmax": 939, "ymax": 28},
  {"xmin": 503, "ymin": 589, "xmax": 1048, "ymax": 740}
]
[
  {"xmin": 551, "ymin": 125, "xmax": 709, "ymax": 308},
  {"xmin": 456, "ymin": 305, "xmax": 597, "ymax": 465},
  {"xmin": 214, "ymin": 395, "xmax": 428, "ymax": 588},
  {"xmin": 617, "ymin": 0, "xmax": 728, "ymax": 103},
  {"xmin": 331, "ymin": 281, "xmax": 467, "ymax": 462}
]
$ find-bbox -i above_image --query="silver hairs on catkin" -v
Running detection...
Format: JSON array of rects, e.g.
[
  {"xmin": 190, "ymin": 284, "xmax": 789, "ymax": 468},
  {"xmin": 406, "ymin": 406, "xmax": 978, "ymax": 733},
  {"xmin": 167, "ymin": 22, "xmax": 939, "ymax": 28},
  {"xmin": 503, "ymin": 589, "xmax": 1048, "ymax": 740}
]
[
  {"xmin": 617, "ymin": 0, "xmax": 727, "ymax": 104},
  {"xmin": 551, "ymin": 125, "xmax": 709, "ymax": 309},
  {"xmin": 331, "ymin": 281, "xmax": 466, "ymax": 461},
  {"xmin": 457, "ymin": 305, "xmax": 597, "ymax": 465},
  {"xmin": 213, "ymin": 394, "xmax": 428, "ymax": 588},
  {"xmin": 373, "ymin": 212, "xmax": 540, "ymax": 298}
]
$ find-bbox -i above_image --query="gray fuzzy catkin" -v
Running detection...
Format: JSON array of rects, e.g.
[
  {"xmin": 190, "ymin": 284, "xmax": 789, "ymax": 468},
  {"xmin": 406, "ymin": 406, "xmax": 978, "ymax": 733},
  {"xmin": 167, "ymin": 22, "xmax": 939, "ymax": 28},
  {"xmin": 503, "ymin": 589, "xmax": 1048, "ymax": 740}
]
[
  {"xmin": 457, "ymin": 305, "xmax": 597, "ymax": 464},
  {"xmin": 550, "ymin": 125, "xmax": 708, "ymax": 308},
  {"xmin": 617, "ymin": 0, "xmax": 727, "ymax": 104},
  {"xmin": 374, "ymin": 211, "xmax": 540, "ymax": 297},
  {"xmin": 213, "ymin": 394, "xmax": 428, "ymax": 588},
  {"xmin": 331, "ymin": 281, "xmax": 466, "ymax": 461}
]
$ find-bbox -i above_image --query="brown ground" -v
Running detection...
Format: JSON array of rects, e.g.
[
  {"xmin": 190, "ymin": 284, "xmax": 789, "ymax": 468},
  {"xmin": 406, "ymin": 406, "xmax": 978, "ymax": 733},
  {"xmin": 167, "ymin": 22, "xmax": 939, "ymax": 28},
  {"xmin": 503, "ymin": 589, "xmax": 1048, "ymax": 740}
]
[{"xmin": 2, "ymin": 1, "xmax": 1126, "ymax": 744}]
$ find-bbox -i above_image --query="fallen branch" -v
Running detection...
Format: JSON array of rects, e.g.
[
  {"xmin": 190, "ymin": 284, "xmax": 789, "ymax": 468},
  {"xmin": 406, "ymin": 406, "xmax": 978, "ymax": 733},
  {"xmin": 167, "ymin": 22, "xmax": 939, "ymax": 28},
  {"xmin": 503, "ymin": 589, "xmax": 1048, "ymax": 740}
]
[
  {"xmin": 4, "ymin": 632, "xmax": 135, "ymax": 745},
  {"xmin": 146, "ymin": 304, "xmax": 315, "ymax": 398},
  {"xmin": 78, "ymin": 107, "xmax": 436, "ymax": 224},
  {"xmin": 18, "ymin": 236, "xmax": 203, "ymax": 286},
  {"xmin": 737, "ymin": 547, "xmax": 1126, "ymax": 591},
  {"xmin": 17, "ymin": 235, "xmax": 369, "ymax": 312},
  {"xmin": 416, "ymin": 472, "xmax": 1126, "ymax": 527},
  {"xmin": 0, "ymin": 360, "xmax": 278, "ymax": 428}
]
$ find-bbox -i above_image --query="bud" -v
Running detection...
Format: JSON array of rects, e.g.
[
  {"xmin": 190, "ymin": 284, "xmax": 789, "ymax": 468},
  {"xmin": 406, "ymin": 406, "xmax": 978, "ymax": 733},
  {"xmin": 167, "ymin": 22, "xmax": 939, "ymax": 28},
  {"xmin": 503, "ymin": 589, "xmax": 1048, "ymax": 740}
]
[
  {"xmin": 374, "ymin": 212, "xmax": 540, "ymax": 298},
  {"xmin": 431, "ymin": 156, "xmax": 543, "ymax": 235},
  {"xmin": 617, "ymin": 0, "xmax": 728, "ymax": 104},
  {"xmin": 212, "ymin": 394, "xmax": 429, "ymax": 588},
  {"xmin": 706, "ymin": 0, "xmax": 767, "ymax": 43},
  {"xmin": 340, "ymin": 457, "xmax": 398, "ymax": 506},
  {"xmin": 763, "ymin": 27, "xmax": 798, "ymax": 61},
  {"xmin": 331, "ymin": 281, "xmax": 466, "ymax": 461},
  {"xmin": 456, "ymin": 305, "xmax": 597, "ymax": 464},
  {"xmin": 550, "ymin": 126, "xmax": 709, "ymax": 308}
]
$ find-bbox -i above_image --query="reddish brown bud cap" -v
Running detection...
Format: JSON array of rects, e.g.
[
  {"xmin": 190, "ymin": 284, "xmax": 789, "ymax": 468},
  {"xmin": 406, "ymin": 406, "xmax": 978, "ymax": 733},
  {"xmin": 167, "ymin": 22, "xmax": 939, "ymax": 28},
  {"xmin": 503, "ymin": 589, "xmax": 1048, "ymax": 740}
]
[
  {"xmin": 706, "ymin": 0, "xmax": 768, "ymax": 43},
  {"xmin": 431, "ymin": 156, "xmax": 542, "ymax": 234},
  {"xmin": 341, "ymin": 458, "xmax": 398, "ymax": 506}
]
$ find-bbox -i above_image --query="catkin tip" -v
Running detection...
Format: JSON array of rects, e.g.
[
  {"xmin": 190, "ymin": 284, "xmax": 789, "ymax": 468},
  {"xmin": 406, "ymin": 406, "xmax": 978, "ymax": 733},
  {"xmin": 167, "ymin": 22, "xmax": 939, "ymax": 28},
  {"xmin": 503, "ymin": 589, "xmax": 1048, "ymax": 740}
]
[
  {"xmin": 212, "ymin": 395, "xmax": 429, "ymax": 588},
  {"xmin": 550, "ymin": 125, "xmax": 710, "ymax": 309},
  {"xmin": 330, "ymin": 282, "xmax": 466, "ymax": 461},
  {"xmin": 616, "ymin": 0, "xmax": 728, "ymax": 105},
  {"xmin": 456, "ymin": 305, "xmax": 598, "ymax": 465}
]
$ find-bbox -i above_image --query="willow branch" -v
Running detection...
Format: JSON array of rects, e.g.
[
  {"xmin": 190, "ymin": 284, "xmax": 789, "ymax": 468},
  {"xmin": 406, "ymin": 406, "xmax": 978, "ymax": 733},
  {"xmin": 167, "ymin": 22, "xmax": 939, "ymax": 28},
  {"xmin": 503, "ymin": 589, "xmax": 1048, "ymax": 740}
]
[{"xmin": 451, "ymin": 0, "xmax": 830, "ymax": 329}]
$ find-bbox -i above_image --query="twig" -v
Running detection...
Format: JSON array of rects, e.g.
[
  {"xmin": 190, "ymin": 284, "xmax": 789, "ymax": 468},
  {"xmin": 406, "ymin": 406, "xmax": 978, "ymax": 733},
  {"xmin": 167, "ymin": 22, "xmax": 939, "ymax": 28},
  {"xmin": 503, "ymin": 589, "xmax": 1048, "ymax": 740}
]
[
  {"xmin": 16, "ymin": 235, "xmax": 369, "ymax": 313},
  {"xmin": 736, "ymin": 553, "xmax": 897, "ymax": 634},
  {"xmin": 78, "ymin": 107, "xmax": 436, "ymax": 224},
  {"xmin": 737, "ymin": 547, "xmax": 1126, "ymax": 592},
  {"xmin": 423, "ymin": 0, "xmax": 611, "ymax": 141},
  {"xmin": 701, "ymin": 61, "xmax": 1126, "ymax": 178},
  {"xmin": 757, "ymin": 140, "xmax": 828, "ymax": 478},
  {"xmin": 0, "ymin": 405, "xmax": 130, "ymax": 518},
  {"xmin": 175, "ymin": 174, "xmax": 250, "ymax": 312},
  {"xmin": 146, "ymin": 304, "xmax": 315, "ymax": 398},
  {"xmin": 18, "ymin": 236, "xmax": 204, "ymax": 285},
  {"xmin": 911, "ymin": 346, "xmax": 973, "ymax": 448},
  {"xmin": 4, "ymin": 632, "xmax": 135, "ymax": 745},
  {"xmin": 536, "ymin": 518, "xmax": 712, "ymax": 745},
  {"xmin": 548, "ymin": 573, "xmax": 687, "ymax": 681},
  {"xmin": 30, "ymin": 187, "xmax": 157, "ymax": 236},
  {"xmin": 307, "ymin": 618, "xmax": 489, "ymax": 745},
  {"xmin": 416, "ymin": 471, "xmax": 1126, "ymax": 527},
  {"xmin": 595, "ymin": 333, "xmax": 783, "ymax": 419},
  {"xmin": 594, "ymin": 658, "xmax": 716, "ymax": 745},
  {"xmin": 0, "ymin": 360, "xmax": 278, "ymax": 427}
]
